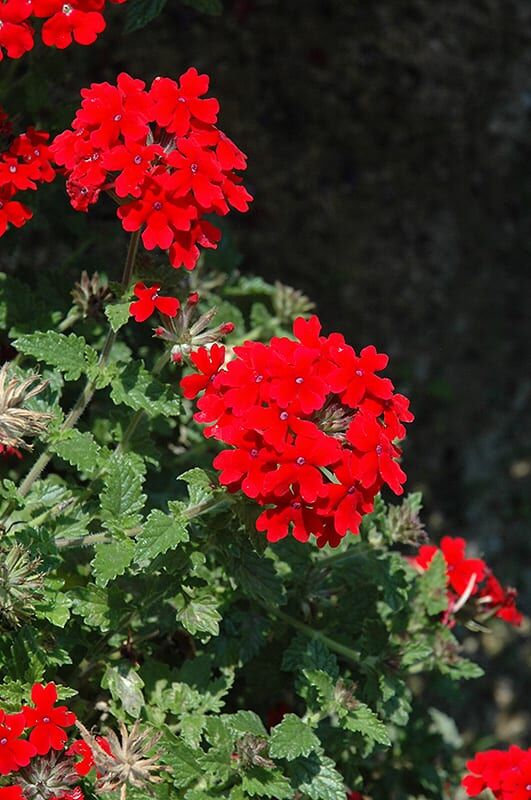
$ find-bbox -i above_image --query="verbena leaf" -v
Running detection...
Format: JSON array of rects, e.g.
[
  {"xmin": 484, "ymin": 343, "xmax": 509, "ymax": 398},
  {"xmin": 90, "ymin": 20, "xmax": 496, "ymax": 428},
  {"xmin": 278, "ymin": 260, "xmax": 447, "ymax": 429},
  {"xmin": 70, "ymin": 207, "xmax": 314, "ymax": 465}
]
[
  {"xmin": 135, "ymin": 509, "xmax": 189, "ymax": 565},
  {"xmin": 176, "ymin": 588, "xmax": 222, "ymax": 637},
  {"xmin": 343, "ymin": 703, "xmax": 390, "ymax": 746},
  {"xmin": 178, "ymin": 468, "xmax": 216, "ymax": 506},
  {"xmin": 124, "ymin": 0, "xmax": 167, "ymax": 33},
  {"xmin": 100, "ymin": 453, "xmax": 146, "ymax": 531},
  {"xmin": 70, "ymin": 584, "xmax": 113, "ymax": 631},
  {"xmin": 419, "ymin": 550, "xmax": 448, "ymax": 616},
  {"xmin": 102, "ymin": 665, "xmax": 145, "ymax": 717},
  {"xmin": 105, "ymin": 301, "xmax": 132, "ymax": 332},
  {"xmin": 223, "ymin": 710, "xmax": 268, "ymax": 738},
  {"xmin": 289, "ymin": 753, "xmax": 346, "ymax": 800},
  {"xmin": 92, "ymin": 539, "xmax": 136, "ymax": 586},
  {"xmin": 241, "ymin": 768, "xmax": 292, "ymax": 799},
  {"xmin": 269, "ymin": 715, "xmax": 320, "ymax": 761},
  {"xmin": 111, "ymin": 360, "xmax": 180, "ymax": 418},
  {"xmin": 15, "ymin": 331, "xmax": 88, "ymax": 381},
  {"xmin": 50, "ymin": 429, "xmax": 104, "ymax": 477},
  {"xmin": 159, "ymin": 728, "xmax": 203, "ymax": 788}
]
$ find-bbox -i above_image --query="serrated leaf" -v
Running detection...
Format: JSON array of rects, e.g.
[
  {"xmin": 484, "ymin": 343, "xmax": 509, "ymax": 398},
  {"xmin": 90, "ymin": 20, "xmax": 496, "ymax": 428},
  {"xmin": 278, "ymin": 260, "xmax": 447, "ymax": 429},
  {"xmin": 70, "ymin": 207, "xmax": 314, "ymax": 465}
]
[
  {"xmin": 343, "ymin": 703, "xmax": 390, "ymax": 746},
  {"xmin": 105, "ymin": 301, "xmax": 132, "ymax": 332},
  {"xmin": 289, "ymin": 753, "xmax": 346, "ymax": 800},
  {"xmin": 124, "ymin": 0, "xmax": 167, "ymax": 33},
  {"xmin": 37, "ymin": 592, "xmax": 71, "ymax": 628},
  {"xmin": 70, "ymin": 584, "xmax": 112, "ymax": 631},
  {"xmin": 419, "ymin": 550, "xmax": 448, "ymax": 616},
  {"xmin": 15, "ymin": 331, "xmax": 88, "ymax": 380},
  {"xmin": 242, "ymin": 768, "xmax": 292, "ymax": 798},
  {"xmin": 269, "ymin": 715, "xmax": 320, "ymax": 761},
  {"xmin": 135, "ymin": 509, "xmax": 189, "ymax": 565},
  {"xmin": 178, "ymin": 468, "xmax": 216, "ymax": 506},
  {"xmin": 176, "ymin": 589, "xmax": 221, "ymax": 637},
  {"xmin": 101, "ymin": 453, "xmax": 146, "ymax": 530},
  {"xmin": 224, "ymin": 710, "xmax": 268, "ymax": 738},
  {"xmin": 111, "ymin": 360, "xmax": 180, "ymax": 418},
  {"xmin": 50, "ymin": 429, "xmax": 104, "ymax": 477},
  {"xmin": 102, "ymin": 665, "xmax": 144, "ymax": 717},
  {"xmin": 92, "ymin": 539, "xmax": 136, "ymax": 586},
  {"xmin": 159, "ymin": 728, "xmax": 203, "ymax": 788}
]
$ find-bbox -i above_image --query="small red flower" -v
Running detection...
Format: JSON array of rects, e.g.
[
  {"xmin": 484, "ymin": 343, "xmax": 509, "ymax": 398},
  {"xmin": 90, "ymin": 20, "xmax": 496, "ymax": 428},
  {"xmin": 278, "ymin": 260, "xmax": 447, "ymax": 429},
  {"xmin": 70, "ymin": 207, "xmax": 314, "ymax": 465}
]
[
  {"xmin": 462, "ymin": 745, "xmax": 531, "ymax": 799},
  {"xmin": 479, "ymin": 572, "xmax": 522, "ymax": 626},
  {"xmin": 0, "ymin": 186, "xmax": 32, "ymax": 236},
  {"xmin": 0, "ymin": 709, "xmax": 36, "ymax": 775},
  {"xmin": 0, "ymin": 788, "xmax": 26, "ymax": 800},
  {"xmin": 23, "ymin": 682, "xmax": 76, "ymax": 756},
  {"xmin": 149, "ymin": 68, "xmax": 219, "ymax": 136},
  {"xmin": 67, "ymin": 736, "xmax": 113, "ymax": 777},
  {"xmin": 180, "ymin": 344, "xmax": 225, "ymax": 399},
  {"xmin": 129, "ymin": 282, "xmax": 180, "ymax": 323}
]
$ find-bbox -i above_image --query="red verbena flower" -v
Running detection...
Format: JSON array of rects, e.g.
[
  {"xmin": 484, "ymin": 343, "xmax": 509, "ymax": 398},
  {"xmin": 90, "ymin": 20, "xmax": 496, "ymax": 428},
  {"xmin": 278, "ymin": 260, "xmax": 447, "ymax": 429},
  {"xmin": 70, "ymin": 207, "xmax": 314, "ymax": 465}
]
[
  {"xmin": 23, "ymin": 683, "xmax": 76, "ymax": 755},
  {"xmin": 412, "ymin": 536, "xmax": 522, "ymax": 627},
  {"xmin": 51, "ymin": 69, "xmax": 251, "ymax": 270},
  {"xmin": 181, "ymin": 315, "xmax": 413, "ymax": 547},
  {"xmin": 462, "ymin": 745, "xmax": 531, "ymax": 799},
  {"xmin": 0, "ymin": 788, "xmax": 26, "ymax": 800},
  {"xmin": 0, "ymin": 0, "xmax": 34, "ymax": 60},
  {"xmin": 0, "ymin": 710, "xmax": 36, "ymax": 775},
  {"xmin": 129, "ymin": 282, "xmax": 180, "ymax": 323}
]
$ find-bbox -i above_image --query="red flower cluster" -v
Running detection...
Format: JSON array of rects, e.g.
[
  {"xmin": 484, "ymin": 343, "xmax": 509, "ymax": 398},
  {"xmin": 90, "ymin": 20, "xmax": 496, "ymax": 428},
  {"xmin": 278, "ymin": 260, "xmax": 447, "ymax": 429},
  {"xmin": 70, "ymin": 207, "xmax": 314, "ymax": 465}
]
[
  {"xmin": 51, "ymin": 69, "xmax": 252, "ymax": 270},
  {"xmin": 181, "ymin": 315, "xmax": 413, "ymax": 547},
  {"xmin": 0, "ymin": 0, "xmax": 126, "ymax": 59},
  {"xmin": 411, "ymin": 536, "xmax": 522, "ymax": 626},
  {"xmin": 0, "ymin": 682, "xmax": 112, "ymax": 799},
  {"xmin": 0, "ymin": 109, "xmax": 55, "ymax": 238},
  {"xmin": 462, "ymin": 745, "xmax": 531, "ymax": 799}
]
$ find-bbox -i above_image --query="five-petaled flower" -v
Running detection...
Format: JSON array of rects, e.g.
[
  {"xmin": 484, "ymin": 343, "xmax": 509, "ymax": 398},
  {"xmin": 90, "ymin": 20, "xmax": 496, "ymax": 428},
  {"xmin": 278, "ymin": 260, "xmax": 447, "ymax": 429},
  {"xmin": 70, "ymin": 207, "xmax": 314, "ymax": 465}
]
[
  {"xmin": 129, "ymin": 282, "xmax": 180, "ymax": 323},
  {"xmin": 23, "ymin": 683, "xmax": 76, "ymax": 755},
  {"xmin": 0, "ymin": 711, "xmax": 36, "ymax": 775}
]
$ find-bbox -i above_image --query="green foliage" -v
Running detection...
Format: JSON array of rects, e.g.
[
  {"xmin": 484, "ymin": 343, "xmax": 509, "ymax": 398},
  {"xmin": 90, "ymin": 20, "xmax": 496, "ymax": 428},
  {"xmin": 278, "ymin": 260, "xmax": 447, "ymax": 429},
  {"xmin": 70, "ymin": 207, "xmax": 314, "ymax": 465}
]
[{"xmin": 0, "ymin": 264, "xmax": 492, "ymax": 800}]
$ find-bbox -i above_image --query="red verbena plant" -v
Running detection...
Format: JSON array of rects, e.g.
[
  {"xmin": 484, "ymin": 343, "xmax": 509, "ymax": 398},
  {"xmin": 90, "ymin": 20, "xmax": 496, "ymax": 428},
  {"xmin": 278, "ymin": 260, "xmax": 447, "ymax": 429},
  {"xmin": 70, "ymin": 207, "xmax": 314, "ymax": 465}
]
[{"xmin": 0, "ymin": 34, "xmax": 527, "ymax": 800}]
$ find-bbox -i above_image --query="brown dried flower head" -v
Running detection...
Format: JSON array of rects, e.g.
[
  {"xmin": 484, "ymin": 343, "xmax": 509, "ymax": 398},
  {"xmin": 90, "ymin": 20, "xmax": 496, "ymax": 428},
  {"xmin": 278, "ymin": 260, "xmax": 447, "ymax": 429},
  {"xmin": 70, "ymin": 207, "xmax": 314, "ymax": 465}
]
[
  {"xmin": 0, "ymin": 544, "xmax": 44, "ymax": 629},
  {"xmin": 76, "ymin": 720, "xmax": 165, "ymax": 800},
  {"xmin": 0, "ymin": 365, "xmax": 52, "ymax": 450},
  {"xmin": 71, "ymin": 270, "xmax": 114, "ymax": 320}
]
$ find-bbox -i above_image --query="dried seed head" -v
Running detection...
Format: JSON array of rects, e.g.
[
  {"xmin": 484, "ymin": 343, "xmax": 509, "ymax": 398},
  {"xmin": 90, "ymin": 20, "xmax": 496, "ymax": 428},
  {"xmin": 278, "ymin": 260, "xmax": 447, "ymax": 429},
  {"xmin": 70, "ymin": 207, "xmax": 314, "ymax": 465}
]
[
  {"xmin": 334, "ymin": 678, "xmax": 359, "ymax": 711},
  {"xmin": 76, "ymin": 720, "xmax": 165, "ymax": 800},
  {"xmin": 0, "ymin": 544, "xmax": 45, "ymax": 628},
  {"xmin": 386, "ymin": 496, "xmax": 427, "ymax": 545},
  {"xmin": 272, "ymin": 281, "xmax": 315, "ymax": 323},
  {"xmin": 14, "ymin": 751, "xmax": 79, "ymax": 800},
  {"xmin": 0, "ymin": 365, "xmax": 52, "ymax": 450},
  {"xmin": 234, "ymin": 734, "xmax": 274, "ymax": 769},
  {"xmin": 71, "ymin": 271, "xmax": 114, "ymax": 320}
]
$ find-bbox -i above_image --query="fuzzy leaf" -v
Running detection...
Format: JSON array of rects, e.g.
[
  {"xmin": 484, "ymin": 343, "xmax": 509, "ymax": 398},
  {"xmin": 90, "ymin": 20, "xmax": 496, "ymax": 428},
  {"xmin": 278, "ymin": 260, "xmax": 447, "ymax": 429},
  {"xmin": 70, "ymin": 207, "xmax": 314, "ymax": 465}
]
[
  {"xmin": 111, "ymin": 360, "xmax": 180, "ymax": 418},
  {"xmin": 103, "ymin": 665, "xmax": 145, "ymax": 717},
  {"xmin": 105, "ymin": 301, "xmax": 132, "ymax": 332},
  {"xmin": 241, "ymin": 768, "xmax": 292, "ymax": 799},
  {"xmin": 343, "ymin": 703, "xmax": 390, "ymax": 746},
  {"xmin": 92, "ymin": 539, "xmax": 136, "ymax": 586},
  {"xmin": 100, "ymin": 453, "xmax": 146, "ymax": 530},
  {"xmin": 50, "ymin": 429, "xmax": 104, "ymax": 477},
  {"xmin": 176, "ymin": 589, "xmax": 222, "ymax": 637},
  {"xmin": 419, "ymin": 550, "xmax": 448, "ymax": 616},
  {"xmin": 269, "ymin": 715, "xmax": 320, "ymax": 761},
  {"xmin": 15, "ymin": 331, "xmax": 89, "ymax": 381},
  {"xmin": 159, "ymin": 728, "xmax": 203, "ymax": 788},
  {"xmin": 135, "ymin": 509, "xmax": 189, "ymax": 565},
  {"xmin": 70, "ymin": 584, "xmax": 113, "ymax": 631},
  {"xmin": 289, "ymin": 753, "xmax": 346, "ymax": 800},
  {"xmin": 124, "ymin": 0, "xmax": 167, "ymax": 32}
]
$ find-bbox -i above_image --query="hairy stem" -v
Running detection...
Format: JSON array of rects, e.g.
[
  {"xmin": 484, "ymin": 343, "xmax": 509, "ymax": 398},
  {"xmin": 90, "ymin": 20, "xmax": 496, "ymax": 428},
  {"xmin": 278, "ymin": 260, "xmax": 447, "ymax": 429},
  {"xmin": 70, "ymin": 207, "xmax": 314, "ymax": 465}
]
[{"xmin": 17, "ymin": 230, "xmax": 141, "ymax": 500}]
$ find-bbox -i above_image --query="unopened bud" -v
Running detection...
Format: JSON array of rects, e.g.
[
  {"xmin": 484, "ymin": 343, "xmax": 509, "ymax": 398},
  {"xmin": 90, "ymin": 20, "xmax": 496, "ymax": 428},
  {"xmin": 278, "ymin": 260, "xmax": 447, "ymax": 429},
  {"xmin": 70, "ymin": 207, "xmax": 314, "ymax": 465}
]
[
  {"xmin": 171, "ymin": 351, "xmax": 183, "ymax": 364},
  {"xmin": 187, "ymin": 292, "xmax": 200, "ymax": 306},
  {"xmin": 153, "ymin": 327, "xmax": 165, "ymax": 337},
  {"xmin": 220, "ymin": 322, "xmax": 235, "ymax": 335}
]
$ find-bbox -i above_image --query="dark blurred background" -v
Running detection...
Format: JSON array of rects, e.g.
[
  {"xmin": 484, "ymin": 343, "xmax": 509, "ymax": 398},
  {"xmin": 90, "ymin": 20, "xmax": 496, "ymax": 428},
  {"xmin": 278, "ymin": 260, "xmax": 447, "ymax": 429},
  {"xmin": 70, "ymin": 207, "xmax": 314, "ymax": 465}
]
[{"xmin": 2, "ymin": 0, "xmax": 530, "ymax": 746}]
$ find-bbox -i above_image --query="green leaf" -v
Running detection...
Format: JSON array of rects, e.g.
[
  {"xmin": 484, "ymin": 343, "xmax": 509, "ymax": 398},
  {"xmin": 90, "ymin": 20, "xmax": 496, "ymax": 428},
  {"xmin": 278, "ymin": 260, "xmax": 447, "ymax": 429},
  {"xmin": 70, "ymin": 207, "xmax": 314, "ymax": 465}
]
[
  {"xmin": 92, "ymin": 539, "xmax": 136, "ymax": 586},
  {"xmin": 223, "ymin": 710, "xmax": 268, "ymax": 738},
  {"xmin": 269, "ymin": 715, "xmax": 320, "ymax": 761},
  {"xmin": 100, "ymin": 453, "xmax": 146, "ymax": 531},
  {"xmin": 15, "ymin": 331, "xmax": 88, "ymax": 381},
  {"xmin": 102, "ymin": 665, "xmax": 145, "ymax": 717},
  {"xmin": 176, "ymin": 588, "xmax": 222, "ymax": 637},
  {"xmin": 37, "ymin": 591, "xmax": 71, "ymax": 628},
  {"xmin": 419, "ymin": 550, "xmax": 448, "ymax": 616},
  {"xmin": 50, "ymin": 429, "xmax": 104, "ymax": 477},
  {"xmin": 105, "ymin": 301, "xmax": 132, "ymax": 332},
  {"xmin": 159, "ymin": 728, "xmax": 203, "ymax": 788},
  {"xmin": 181, "ymin": 0, "xmax": 222, "ymax": 15},
  {"xmin": 124, "ymin": 0, "xmax": 167, "ymax": 33},
  {"xmin": 111, "ymin": 361, "xmax": 180, "ymax": 418},
  {"xmin": 242, "ymin": 768, "xmax": 292, "ymax": 799},
  {"xmin": 135, "ymin": 509, "xmax": 189, "ymax": 565},
  {"xmin": 343, "ymin": 702, "xmax": 390, "ymax": 746},
  {"xmin": 178, "ymin": 468, "xmax": 216, "ymax": 506},
  {"xmin": 289, "ymin": 753, "xmax": 346, "ymax": 800},
  {"xmin": 70, "ymin": 584, "xmax": 113, "ymax": 631}
]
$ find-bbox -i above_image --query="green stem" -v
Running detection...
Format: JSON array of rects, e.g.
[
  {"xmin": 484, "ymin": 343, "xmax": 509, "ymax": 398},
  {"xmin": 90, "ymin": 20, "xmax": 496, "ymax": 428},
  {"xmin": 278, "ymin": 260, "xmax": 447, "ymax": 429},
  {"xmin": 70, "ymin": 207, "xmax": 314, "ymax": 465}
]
[
  {"xmin": 258, "ymin": 601, "xmax": 361, "ymax": 665},
  {"xmin": 115, "ymin": 350, "xmax": 170, "ymax": 455},
  {"xmin": 16, "ymin": 231, "xmax": 141, "ymax": 501}
]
